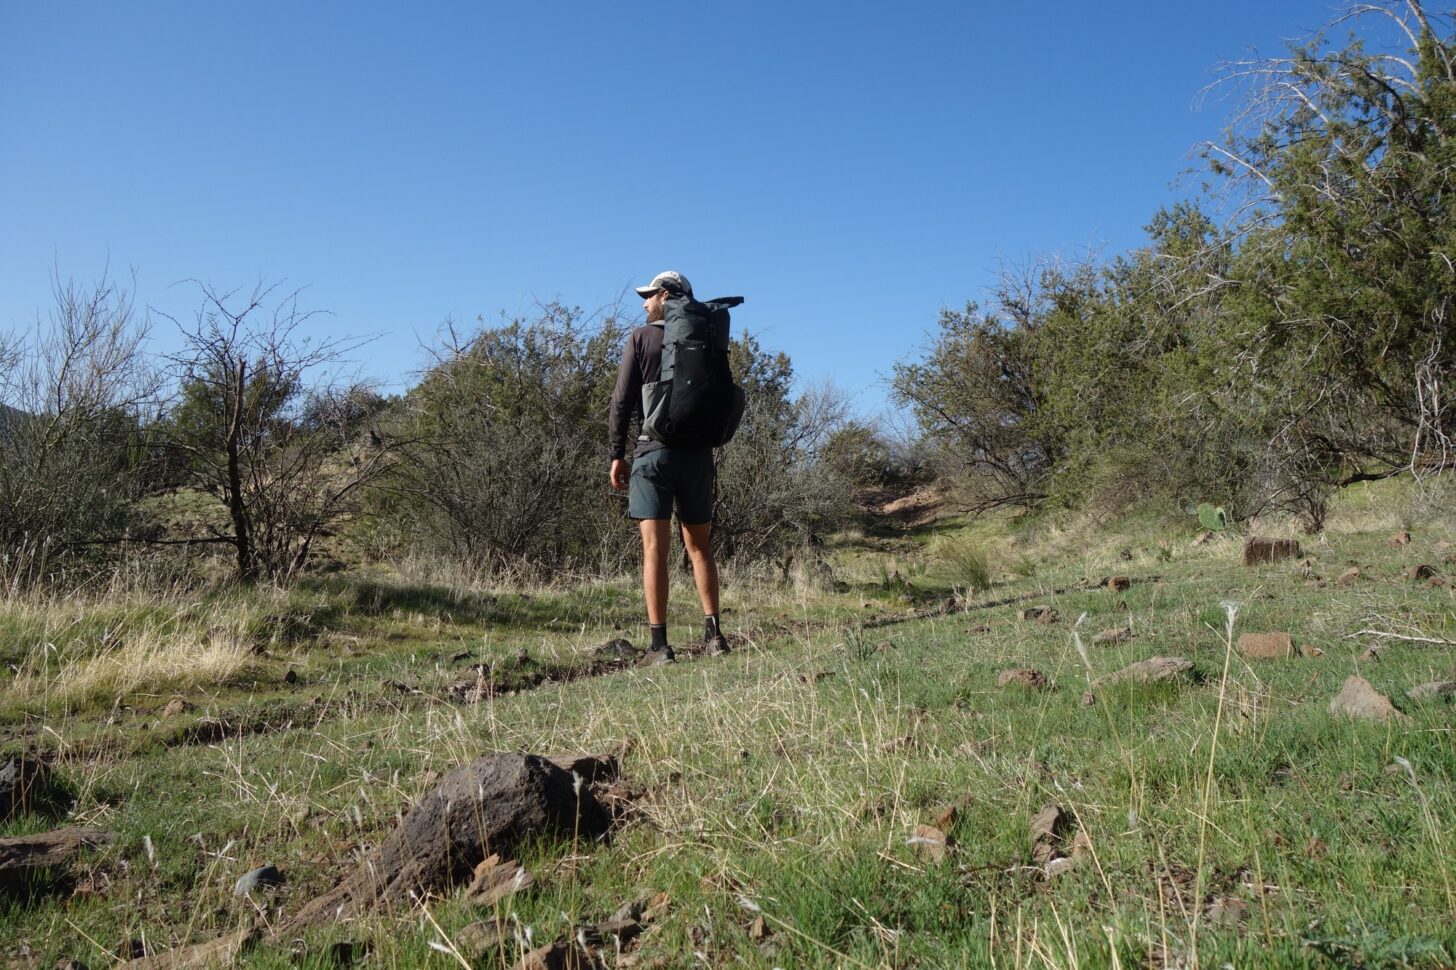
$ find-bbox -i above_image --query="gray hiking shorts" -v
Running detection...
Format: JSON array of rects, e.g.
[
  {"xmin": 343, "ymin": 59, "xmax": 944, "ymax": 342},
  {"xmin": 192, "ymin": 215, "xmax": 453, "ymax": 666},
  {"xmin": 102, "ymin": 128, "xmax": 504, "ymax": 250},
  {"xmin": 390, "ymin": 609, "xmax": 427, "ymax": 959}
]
[{"xmin": 628, "ymin": 447, "xmax": 715, "ymax": 524}]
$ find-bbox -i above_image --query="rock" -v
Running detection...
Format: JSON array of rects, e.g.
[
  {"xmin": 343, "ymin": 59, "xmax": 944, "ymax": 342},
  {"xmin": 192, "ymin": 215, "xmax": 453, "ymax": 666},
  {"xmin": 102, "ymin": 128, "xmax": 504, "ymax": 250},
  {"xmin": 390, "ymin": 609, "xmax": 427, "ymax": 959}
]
[
  {"xmin": 576, "ymin": 913, "xmax": 643, "ymax": 947},
  {"xmin": 1105, "ymin": 576, "xmax": 1131, "ymax": 592},
  {"xmin": 1030, "ymin": 803, "xmax": 1071, "ymax": 864},
  {"xmin": 997, "ymin": 668, "xmax": 1050, "ymax": 690},
  {"xmin": 1091, "ymin": 627, "xmax": 1132, "ymax": 645},
  {"xmin": 455, "ymin": 921, "xmax": 504, "ymax": 955},
  {"xmin": 1407, "ymin": 564, "xmax": 1436, "ymax": 581},
  {"xmin": 908, "ymin": 824, "xmax": 951, "ymax": 862},
  {"xmin": 1207, "ymin": 896, "xmax": 1248, "ymax": 927},
  {"xmin": 1243, "ymin": 537, "xmax": 1301, "ymax": 566},
  {"xmin": 595, "ymin": 638, "xmax": 638, "ymax": 660},
  {"xmin": 1044, "ymin": 857, "xmax": 1075, "ymax": 878},
  {"xmin": 1018, "ymin": 605, "xmax": 1057, "ymax": 623},
  {"xmin": 1069, "ymin": 829, "xmax": 1093, "ymax": 860},
  {"xmin": 748, "ymin": 915, "xmax": 772, "ymax": 941},
  {"xmin": 512, "ymin": 941, "xmax": 590, "ymax": 970},
  {"xmin": 934, "ymin": 805, "xmax": 960, "ymax": 830},
  {"xmin": 1389, "ymin": 530, "xmax": 1412, "ymax": 546},
  {"xmin": 286, "ymin": 753, "xmax": 610, "ymax": 927},
  {"xmin": 637, "ymin": 647, "xmax": 675, "ymax": 667},
  {"xmin": 1299, "ymin": 644, "xmax": 1325, "ymax": 658},
  {"xmin": 0, "ymin": 753, "xmax": 55, "ymax": 819},
  {"xmin": 546, "ymin": 753, "xmax": 620, "ymax": 785},
  {"xmin": 1237, "ymin": 632, "xmax": 1295, "ymax": 659},
  {"xmin": 233, "ymin": 864, "xmax": 284, "ymax": 897},
  {"xmin": 0, "ymin": 827, "xmax": 113, "ymax": 896},
  {"xmin": 1406, "ymin": 681, "xmax": 1456, "ymax": 703},
  {"xmin": 1329, "ymin": 676, "xmax": 1407, "ymax": 722},
  {"xmin": 161, "ymin": 698, "xmax": 193, "ymax": 719},
  {"xmin": 464, "ymin": 854, "xmax": 532, "ymax": 906},
  {"xmin": 1336, "ymin": 567, "xmax": 1361, "ymax": 587},
  {"xmin": 1090, "ymin": 656, "xmax": 1194, "ymax": 690}
]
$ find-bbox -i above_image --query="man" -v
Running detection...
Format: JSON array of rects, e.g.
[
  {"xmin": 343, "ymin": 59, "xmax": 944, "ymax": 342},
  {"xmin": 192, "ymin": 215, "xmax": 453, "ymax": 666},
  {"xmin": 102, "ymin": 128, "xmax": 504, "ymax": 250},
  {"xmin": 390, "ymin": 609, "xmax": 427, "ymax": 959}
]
[{"xmin": 608, "ymin": 270, "xmax": 730, "ymax": 663}]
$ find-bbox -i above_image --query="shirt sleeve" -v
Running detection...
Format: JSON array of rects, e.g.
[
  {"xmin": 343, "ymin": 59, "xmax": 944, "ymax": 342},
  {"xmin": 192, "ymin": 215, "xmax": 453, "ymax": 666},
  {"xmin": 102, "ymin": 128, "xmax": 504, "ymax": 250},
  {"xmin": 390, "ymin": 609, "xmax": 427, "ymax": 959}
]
[{"xmin": 607, "ymin": 330, "xmax": 641, "ymax": 460}]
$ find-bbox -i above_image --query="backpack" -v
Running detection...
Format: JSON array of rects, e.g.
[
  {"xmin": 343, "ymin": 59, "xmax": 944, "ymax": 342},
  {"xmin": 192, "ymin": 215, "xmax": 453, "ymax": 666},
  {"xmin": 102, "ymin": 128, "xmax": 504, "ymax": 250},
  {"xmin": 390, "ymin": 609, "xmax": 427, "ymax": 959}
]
[{"xmin": 640, "ymin": 294, "xmax": 747, "ymax": 448}]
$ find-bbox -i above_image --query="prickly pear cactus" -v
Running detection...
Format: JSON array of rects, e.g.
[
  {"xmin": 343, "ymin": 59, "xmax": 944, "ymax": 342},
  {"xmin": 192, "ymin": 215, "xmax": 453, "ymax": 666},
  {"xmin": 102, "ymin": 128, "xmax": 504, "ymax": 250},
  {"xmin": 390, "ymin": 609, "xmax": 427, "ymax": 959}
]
[{"xmin": 1196, "ymin": 503, "xmax": 1228, "ymax": 532}]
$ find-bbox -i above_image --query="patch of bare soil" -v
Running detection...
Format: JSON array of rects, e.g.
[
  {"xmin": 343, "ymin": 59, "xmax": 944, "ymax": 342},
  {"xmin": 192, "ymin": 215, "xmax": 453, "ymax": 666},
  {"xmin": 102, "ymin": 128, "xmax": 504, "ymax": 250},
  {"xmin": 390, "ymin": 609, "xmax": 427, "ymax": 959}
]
[{"xmin": 861, "ymin": 483, "xmax": 947, "ymax": 530}]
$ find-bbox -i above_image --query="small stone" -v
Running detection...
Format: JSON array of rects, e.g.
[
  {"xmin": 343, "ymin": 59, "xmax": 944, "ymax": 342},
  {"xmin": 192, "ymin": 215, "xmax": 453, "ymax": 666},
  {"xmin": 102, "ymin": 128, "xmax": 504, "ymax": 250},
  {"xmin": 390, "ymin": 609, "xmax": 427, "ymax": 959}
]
[
  {"xmin": 511, "ymin": 941, "xmax": 589, "ymax": 970},
  {"xmin": 934, "ymin": 805, "xmax": 960, "ymax": 830},
  {"xmin": 1, "ymin": 753, "xmax": 55, "ymax": 819},
  {"xmin": 1389, "ymin": 531, "xmax": 1412, "ymax": 546},
  {"xmin": 997, "ymin": 668, "xmax": 1050, "ymax": 690},
  {"xmin": 1237, "ymin": 632, "xmax": 1295, "ymax": 659},
  {"xmin": 1242, "ymin": 536, "xmax": 1300, "ymax": 566},
  {"xmin": 748, "ymin": 915, "xmax": 772, "ymax": 941},
  {"xmin": 1299, "ymin": 644, "xmax": 1324, "ymax": 658},
  {"xmin": 908, "ymin": 824, "xmax": 951, "ymax": 862},
  {"xmin": 1018, "ymin": 605, "xmax": 1057, "ymax": 623},
  {"xmin": 1407, "ymin": 564, "xmax": 1436, "ymax": 581},
  {"xmin": 596, "ymin": 638, "xmax": 638, "ymax": 660},
  {"xmin": 1337, "ymin": 567, "xmax": 1362, "ymax": 587},
  {"xmin": 233, "ymin": 864, "xmax": 283, "ymax": 897},
  {"xmin": 1044, "ymin": 857, "xmax": 1074, "ymax": 878},
  {"xmin": 1207, "ymin": 896, "xmax": 1248, "ymax": 927},
  {"xmin": 1069, "ymin": 829, "xmax": 1093, "ymax": 860},
  {"xmin": 1329, "ymin": 676, "xmax": 1407, "ymax": 721},
  {"xmin": 637, "ymin": 648, "xmax": 675, "ymax": 667},
  {"xmin": 465, "ymin": 855, "xmax": 533, "ymax": 906},
  {"xmin": 1406, "ymin": 681, "xmax": 1456, "ymax": 703},
  {"xmin": 1091, "ymin": 627, "xmax": 1132, "ymax": 645},
  {"xmin": 1105, "ymin": 576, "xmax": 1131, "ymax": 592},
  {"xmin": 161, "ymin": 698, "xmax": 193, "ymax": 718},
  {"xmin": 1029, "ymin": 802, "xmax": 1071, "ymax": 864},
  {"xmin": 1091, "ymin": 656, "xmax": 1194, "ymax": 689}
]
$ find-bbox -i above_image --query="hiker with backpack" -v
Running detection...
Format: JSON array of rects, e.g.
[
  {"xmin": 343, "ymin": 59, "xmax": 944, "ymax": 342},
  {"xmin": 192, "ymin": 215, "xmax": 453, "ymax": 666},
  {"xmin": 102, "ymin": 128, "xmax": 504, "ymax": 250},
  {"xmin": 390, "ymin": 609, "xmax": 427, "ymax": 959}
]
[{"xmin": 608, "ymin": 270, "xmax": 746, "ymax": 664}]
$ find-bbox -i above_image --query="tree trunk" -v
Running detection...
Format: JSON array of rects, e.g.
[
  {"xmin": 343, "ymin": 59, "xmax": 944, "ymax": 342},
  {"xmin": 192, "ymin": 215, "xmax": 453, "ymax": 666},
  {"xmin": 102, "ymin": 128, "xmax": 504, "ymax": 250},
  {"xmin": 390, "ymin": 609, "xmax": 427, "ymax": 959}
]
[{"xmin": 226, "ymin": 360, "xmax": 255, "ymax": 582}]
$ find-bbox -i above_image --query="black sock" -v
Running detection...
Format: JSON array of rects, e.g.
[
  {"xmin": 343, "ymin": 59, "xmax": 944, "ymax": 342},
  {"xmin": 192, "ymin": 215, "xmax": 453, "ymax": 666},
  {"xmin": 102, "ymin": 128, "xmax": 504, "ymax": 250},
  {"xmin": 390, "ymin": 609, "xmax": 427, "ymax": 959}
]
[
  {"xmin": 650, "ymin": 624, "xmax": 668, "ymax": 649},
  {"xmin": 704, "ymin": 614, "xmax": 722, "ymax": 641}
]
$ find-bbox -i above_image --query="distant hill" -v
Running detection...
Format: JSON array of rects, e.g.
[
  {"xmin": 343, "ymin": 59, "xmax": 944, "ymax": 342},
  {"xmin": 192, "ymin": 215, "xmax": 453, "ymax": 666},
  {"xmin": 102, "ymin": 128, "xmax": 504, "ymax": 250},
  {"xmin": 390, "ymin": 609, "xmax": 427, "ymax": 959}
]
[{"xmin": 0, "ymin": 402, "xmax": 30, "ymax": 439}]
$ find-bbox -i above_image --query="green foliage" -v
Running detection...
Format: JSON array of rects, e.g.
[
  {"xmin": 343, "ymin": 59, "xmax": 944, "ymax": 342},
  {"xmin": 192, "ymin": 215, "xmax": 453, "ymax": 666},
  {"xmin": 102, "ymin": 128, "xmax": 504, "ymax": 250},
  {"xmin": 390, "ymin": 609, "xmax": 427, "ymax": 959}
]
[
  {"xmin": 928, "ymin": 533, "xmax": 992, "ymax": 591},
  {"xmin": 898, "ymin": 8, "xmax": 1454, "ymax": 526}
]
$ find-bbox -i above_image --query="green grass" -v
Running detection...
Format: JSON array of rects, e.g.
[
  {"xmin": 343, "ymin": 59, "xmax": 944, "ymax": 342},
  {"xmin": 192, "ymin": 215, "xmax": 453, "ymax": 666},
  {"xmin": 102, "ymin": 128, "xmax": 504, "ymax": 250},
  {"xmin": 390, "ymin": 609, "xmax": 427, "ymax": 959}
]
[{"xmin": 3, "ymin": 481, "xmax": 1455, "ymax": 968}]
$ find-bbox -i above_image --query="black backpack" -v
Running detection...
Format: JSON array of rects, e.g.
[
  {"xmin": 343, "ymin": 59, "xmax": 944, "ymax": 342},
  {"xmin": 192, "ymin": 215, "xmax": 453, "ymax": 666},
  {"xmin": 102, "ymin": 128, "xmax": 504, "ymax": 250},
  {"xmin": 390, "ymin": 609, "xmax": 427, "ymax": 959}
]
[{"xmin": 640, "ymin": 294, "xmax": 747, "ymax": 448}]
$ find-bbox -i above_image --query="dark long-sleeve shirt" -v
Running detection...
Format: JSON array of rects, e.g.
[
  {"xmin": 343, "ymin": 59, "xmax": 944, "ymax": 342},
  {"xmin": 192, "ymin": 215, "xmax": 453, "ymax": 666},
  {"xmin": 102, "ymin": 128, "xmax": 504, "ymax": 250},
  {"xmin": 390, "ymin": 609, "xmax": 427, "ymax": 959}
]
[{"xmin": 608, "ymin": 323, "xmax": 665, "ymax": 461}]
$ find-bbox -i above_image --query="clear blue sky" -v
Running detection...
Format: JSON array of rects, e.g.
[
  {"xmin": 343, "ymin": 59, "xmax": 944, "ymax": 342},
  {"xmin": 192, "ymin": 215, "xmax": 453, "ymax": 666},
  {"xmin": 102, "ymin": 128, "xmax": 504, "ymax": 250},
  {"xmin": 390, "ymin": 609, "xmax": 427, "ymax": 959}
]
[{"xmin": 2, "ymin": 1, "xmax": 1342, "ymax": 415}]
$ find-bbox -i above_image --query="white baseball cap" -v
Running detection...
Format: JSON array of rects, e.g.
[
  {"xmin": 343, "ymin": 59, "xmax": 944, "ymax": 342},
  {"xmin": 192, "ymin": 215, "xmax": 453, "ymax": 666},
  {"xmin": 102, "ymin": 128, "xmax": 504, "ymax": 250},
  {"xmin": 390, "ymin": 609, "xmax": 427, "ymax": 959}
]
[{"xmin": 634, "ymin": 270, "xmax": 693, "ymax": 299}]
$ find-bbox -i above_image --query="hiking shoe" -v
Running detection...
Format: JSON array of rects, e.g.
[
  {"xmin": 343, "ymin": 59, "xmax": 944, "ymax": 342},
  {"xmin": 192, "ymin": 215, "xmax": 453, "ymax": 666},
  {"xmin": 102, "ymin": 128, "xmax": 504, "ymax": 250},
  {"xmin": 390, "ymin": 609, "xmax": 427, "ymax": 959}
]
[
  {"xmin": 705, "ymin": 635, "xmax": 731, "ymax": 657},
  {"xmin": 639, "ymin": 646, "xmax": 675, "ymax": 667}
]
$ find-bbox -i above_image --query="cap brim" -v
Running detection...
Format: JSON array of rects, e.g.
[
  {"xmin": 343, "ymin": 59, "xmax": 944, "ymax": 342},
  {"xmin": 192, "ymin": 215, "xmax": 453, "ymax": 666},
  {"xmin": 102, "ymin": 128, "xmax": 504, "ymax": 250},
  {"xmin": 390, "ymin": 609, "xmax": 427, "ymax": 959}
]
[{"xmin": 634, "ymin": 285, "xmax": 660, "ymax": 298}]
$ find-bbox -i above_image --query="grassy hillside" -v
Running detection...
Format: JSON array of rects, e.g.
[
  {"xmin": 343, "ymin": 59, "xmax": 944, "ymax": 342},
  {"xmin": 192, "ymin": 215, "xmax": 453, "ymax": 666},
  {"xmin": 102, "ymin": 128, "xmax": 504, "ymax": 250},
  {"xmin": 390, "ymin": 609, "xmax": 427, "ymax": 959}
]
[{"xmin": 3, "ymin": 481, "xmax": 1455, "ymax": 968}]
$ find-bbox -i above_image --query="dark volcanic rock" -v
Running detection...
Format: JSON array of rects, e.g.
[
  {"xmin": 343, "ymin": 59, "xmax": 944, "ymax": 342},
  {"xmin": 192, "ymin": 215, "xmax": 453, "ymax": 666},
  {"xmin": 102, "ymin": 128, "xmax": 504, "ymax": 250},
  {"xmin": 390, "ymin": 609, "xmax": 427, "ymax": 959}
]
[{"xmin": 287, "ymin": 753, "xmax": 609, "ymax": 926}]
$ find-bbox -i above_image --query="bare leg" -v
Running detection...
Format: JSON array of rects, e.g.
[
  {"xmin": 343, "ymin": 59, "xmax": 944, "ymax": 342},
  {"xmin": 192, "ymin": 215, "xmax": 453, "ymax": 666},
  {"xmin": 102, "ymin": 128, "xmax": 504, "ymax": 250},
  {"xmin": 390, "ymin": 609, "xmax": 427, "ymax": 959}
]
[
  {"xmin": 639, "ymin": 519, "xmax": 671, "ymax": 625},
  {"xmin": 679, "ymin": 521, "xmax": 720, "ymax": 616}
]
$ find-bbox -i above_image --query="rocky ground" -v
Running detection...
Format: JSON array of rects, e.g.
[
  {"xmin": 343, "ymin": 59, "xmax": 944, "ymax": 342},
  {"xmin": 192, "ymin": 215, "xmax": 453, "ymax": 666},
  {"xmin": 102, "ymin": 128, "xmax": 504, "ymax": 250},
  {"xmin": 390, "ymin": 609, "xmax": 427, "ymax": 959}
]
[{"xmin": 2, "ymin": 481, "xmax": 1455, "ymax": 968}]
